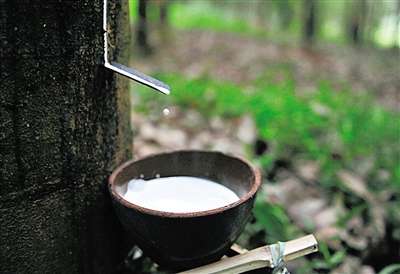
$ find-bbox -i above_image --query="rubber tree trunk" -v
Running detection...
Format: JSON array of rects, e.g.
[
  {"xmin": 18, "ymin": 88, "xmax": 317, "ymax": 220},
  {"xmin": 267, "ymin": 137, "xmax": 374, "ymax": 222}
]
[
  {"xmin": 394, "ymin": 0, "xmax": 400, "ymax": 48},
  {"xmin": 159, "ymin": 0, "xmax": 170, "ymax": 44},
  {"xmin": 136, "ymin": 0, "xmax": 151, "ymax": 53},
  {"xmin": 348, "ymin": 0, "xmax": 367, "ymax": 45},
  {"xmin": 303, "ymin": 0, "xmax": 316, "ymax": 45},
  {"xmin": 0, "ymin": 1, "xmax": 132, "ymax": 273},
  {"xmin": 277, "ymin": 0, "xmax": 293, "ymax": 30},
  {"xmin": 159, "ymin": 0, "xmax": 169, "ymax": 25}
]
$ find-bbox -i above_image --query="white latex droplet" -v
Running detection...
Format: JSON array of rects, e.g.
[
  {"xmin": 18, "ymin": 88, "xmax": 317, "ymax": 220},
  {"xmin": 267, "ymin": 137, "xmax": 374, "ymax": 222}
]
[{"xmin": 162, "ymin": 108, "xmax": 170, "ymax": 116}]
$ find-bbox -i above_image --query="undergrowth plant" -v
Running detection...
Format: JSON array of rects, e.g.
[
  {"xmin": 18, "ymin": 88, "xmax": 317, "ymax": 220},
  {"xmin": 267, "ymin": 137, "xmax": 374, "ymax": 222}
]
[{"xmin": 132, "ymin": 72, "xmax": 399, "ymax": 188}]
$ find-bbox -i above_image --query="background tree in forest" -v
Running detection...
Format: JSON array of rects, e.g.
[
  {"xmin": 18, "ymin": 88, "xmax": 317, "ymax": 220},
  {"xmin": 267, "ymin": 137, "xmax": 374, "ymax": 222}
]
[
  {"xmin": 275, "ymin": 0, "xmax": 293, "ymax": 31},
  {"xmin": 394, "ymin": 0, "xmax": 400, "ymax": 48},
  {"xmin": 347, "ymin": 0, "xmax": 367, "ymax": 45},
  {"xmin": 137, "ymin": 0, "xmax": 151, "ymax": 53},
  {"xmin": 303, "ymin": 0, "xmax": 317, "ymax": 45}
]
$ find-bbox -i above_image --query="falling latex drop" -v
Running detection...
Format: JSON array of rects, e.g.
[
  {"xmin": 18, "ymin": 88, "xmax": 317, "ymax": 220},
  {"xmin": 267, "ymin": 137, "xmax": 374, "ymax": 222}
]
[{"xmin": 162, "ymin": 108, "xmax": 170, "ymax": 116}]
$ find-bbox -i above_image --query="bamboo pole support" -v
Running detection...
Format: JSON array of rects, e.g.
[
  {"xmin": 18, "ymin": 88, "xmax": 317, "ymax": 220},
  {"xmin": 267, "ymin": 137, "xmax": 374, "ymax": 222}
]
[{"xmin": 179, "ymin": 234, "xmax": 318, "ymax": 274}]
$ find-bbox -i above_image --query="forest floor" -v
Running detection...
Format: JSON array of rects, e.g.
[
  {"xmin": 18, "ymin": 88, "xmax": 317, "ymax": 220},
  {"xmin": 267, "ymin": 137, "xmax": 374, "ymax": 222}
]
[
  {"xmin": 126, "ymin": 29, "xmax": 399, "ymax": 274},
  {"xmin": 132, "ymin": 29, "xmax": 399, "ymax": 110}
]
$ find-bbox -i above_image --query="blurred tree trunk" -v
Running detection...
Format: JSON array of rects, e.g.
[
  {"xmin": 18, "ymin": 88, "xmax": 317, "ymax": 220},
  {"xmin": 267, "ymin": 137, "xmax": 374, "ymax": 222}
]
[
  {"xmin": 277, "ymin": 0, "xmax": 293, "ymax": 30},
  {"xmin": 255, "ymin": 0, "xmax": 267, "ymax": 29},
  {"xmin": 365, "ymin": 0, "xmax": 385, "ymax": 46},
  {"xmin": 137, "ymin": 0, "xmax": 151, "ymax": 53},
  {"xmin": 159, "ymin": 0, "xmax": 169, "ymax": 25},
  {"xmin": 394, "ymin": 0, "xmax": 400, "ymax": 48},
  {"xmin": 303, "ymin": 0, "xmax": 316, "ymax": 44},
  {"xmin": 0, "ymin": 1, "xmax": 132, "ymax": 273},
  {"xmin": 158, "ymin": 0, "xmax": 170, "ymax": 43},
  {"xmin": 348, "ymin": 0, "xmax": 367, "ymax": 45}
]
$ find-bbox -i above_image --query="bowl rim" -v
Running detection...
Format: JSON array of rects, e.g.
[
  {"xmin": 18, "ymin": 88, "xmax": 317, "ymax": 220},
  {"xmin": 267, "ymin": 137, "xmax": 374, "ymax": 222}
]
[{"xmin": 108, "ymin": 150, "xmax": 262, "ymax": 218}]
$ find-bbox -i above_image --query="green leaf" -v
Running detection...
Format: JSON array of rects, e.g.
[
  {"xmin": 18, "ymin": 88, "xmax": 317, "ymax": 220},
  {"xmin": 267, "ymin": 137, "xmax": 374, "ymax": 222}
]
[
  {"xmin": 378, "ymin": 264, "xmax": 400, "ymax": 274},
  {"xmin": 253, "ymin": 198, "xmax": 296, "ymax": 242},
  {"xmin": 312, "ymin": 260, "xmax": 330, "ymax": 270},
  {"xmin": 328, "ymin": 250, "xmax": 346, "ymax": 267},
  {"xmin": 318, "ymin": 242, "xmax": 331, "ymax": 261}
]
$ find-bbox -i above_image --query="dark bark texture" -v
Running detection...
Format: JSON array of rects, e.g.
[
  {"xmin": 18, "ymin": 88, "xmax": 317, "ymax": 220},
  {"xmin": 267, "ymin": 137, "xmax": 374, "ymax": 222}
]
[
  {"xmin": 303, "ymin": 0, "xmax": 316, "ymax": 44},
  {"xmin": 348, "ymin": 0, "xmax": 367, "ymax": 45},
  {"xmin": 136, "ymin": 0, "xmax": 150, "ymax": 53},
  {"xmin": 0, "ymin": 0, "xmax": 132, "ymax": 273},
  {"xmin": 159, "ymin": 0, "xmax": 169, "ymax": 25}
]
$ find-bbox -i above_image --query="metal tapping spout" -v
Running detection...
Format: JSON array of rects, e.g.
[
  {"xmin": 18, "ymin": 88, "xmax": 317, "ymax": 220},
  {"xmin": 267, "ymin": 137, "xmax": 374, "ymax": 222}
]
[{"xmin": 103, "ymin": 0, "xmax": 170, "ymax": 95}]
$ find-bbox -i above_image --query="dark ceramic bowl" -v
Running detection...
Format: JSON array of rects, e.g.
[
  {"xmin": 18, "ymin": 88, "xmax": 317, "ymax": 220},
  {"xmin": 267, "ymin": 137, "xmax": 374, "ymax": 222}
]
[{"xmin": 109, "ymin": 150, "xmax": 261, "ymax": 270}]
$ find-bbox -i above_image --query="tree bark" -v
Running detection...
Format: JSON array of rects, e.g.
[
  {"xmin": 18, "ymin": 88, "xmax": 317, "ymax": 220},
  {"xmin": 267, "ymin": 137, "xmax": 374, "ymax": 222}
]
[
  {"xmin": 276, "ymin": 0, "xmax": 293, "ymax": 30},
  {"xmin": 394, "ymin": 0, "xmax": 400, "ymax": 48},
  {"xmin": 348, "ymin": 0, "xmax": 367, "ymax": 45},
  {"xmin": 159, "ymin": 0, "xmax": 169, "ymax": 25},
  {"xmin": 0, "ymin": 1, "xmax": 132, "ymax": 273},
  {"xmin": 303, "ymin": 0, "xmax": 316, "ymax": 45},
  {"xmin": 136, "ymin": 0, "xmax": 151, "ymax": 53}
]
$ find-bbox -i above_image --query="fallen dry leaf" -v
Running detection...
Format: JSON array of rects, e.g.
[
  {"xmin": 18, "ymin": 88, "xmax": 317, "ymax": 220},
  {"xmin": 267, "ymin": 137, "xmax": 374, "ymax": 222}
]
[
  {"xmin": 236, "ymin": 115, "xmax": 256, "ymax": 144},
  {"xmin": 332, "ymin": 255, "xmax": 363, "ymax": 274},
  {"xmin": 311, "ymin": 102, "xmax": 331, "ymax": 116},
  {"xmin": 360, "ymin": 266, "xmax": 375, "ymax": 274},
  {"xmin": 156, "ymin": 126, "xmax": 188, "ymax": 149},
  {"xmin": 288, "ymin": 198, "xmax": 326, "ymax": 230},
  {"xmin": 296, "ymin": 161, "xmax": 320, "ymax": 182},
  {"xmin": 314, "ymin": 207, "xmax": 339, "ymax": 230},
  {"xmin": 139, "ymin": 122, "xmax": 159, "ymax": 141},
  {"xmin": 315, "ymin": 226, "xmax": 342, "ymax": 250},
  {"xmin": 211, "ymin": 136, "xmax": 244, "ymax": 156},
  {"xmin": 181, "ymin": 109, "xmax": 205, "ymax": 130},
  {"xmin": 337, "ymin": 170, "xmax": 386, "ymax": 246},
  {"xmin": 188, "ymin": 131, "xmax": 212, "ymax": 150},
  {"xmin": 337, "ymin": 170, "xmax": 373, "ymax": 201},
  {"xmin": 264, "ymin": 177, "xmax": 304, "ymax": 205},
  {"xmin": 134, "ymin": 139, "xmax": 163, "ymax": 158},
  {"xmin": 340, "ymin": 216, "xmax": 369, "ymax": 250}
]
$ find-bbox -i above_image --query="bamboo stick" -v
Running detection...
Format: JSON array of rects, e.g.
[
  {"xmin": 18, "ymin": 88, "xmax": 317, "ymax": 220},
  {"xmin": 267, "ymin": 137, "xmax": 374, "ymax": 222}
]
[{"xmin": 179, "ymin": 235, "xmax": 318, "ymax": 274}]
